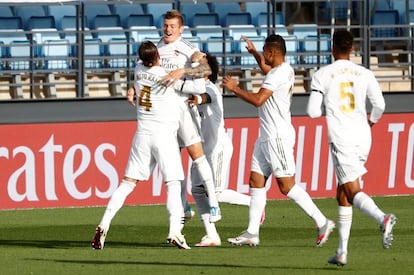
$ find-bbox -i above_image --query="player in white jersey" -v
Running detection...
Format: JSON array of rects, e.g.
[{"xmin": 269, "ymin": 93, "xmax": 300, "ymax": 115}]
[
  {"xmin": 307, "ymin": 30, "xmax": 396, "ymax": 266},
  {"xmin": 157, "ymin": 10, "xmax": 221, "ymax": 224},
  {"xmin": 186, "ymin": 52, "xmax": 253, "ymax": 246},
  {"xmin": 223, "ymin": 34, "xmax": 334, "ymax": 247},
  {"xmin": 91, "ymin": 41, "xmax": 202, "ymax": 250}
]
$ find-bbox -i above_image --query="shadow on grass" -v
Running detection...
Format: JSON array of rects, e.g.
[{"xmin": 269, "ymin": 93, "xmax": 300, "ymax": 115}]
[{"xmin": 26, "ymin": 257, "xmax": 344, "ymax": 271}]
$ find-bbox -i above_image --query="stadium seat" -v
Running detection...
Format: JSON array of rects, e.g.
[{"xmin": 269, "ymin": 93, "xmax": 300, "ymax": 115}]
[
  {"xmin": 145, "ymin": 3, "xmax": 173, "ymax": 28},
  {"xmin": 84, "ymin": 38, "xmax": 104, "ymax": 69},
  {"xmin": 93, "ymin": 14, "xmax": 121, "ymax": 29},
  {"xmin": 96, "ymin": 27, "xmax": 126, "ymax": 43},
  {"xmin": 181, "ymin": 2, "xmax": 210, "ymax": 26},
  {"xmin": 245, "ymin": 1, "xmax": 268, "ymax": 24},
  {"xmin": 110, "ymin": 3, "xmax": 145, "ymax": 28},
  {"xmin": 0, "ymin": 6, "xmax": 13, "ymax": 17},
  {"xmin": 41, "ymin": 39, "xmax": 71, "ymax": 70},
  {"xmin": 14, "ymin": 5, "xmax": 47, "ymax": 30},
  {"xmin": 224, "ymin": 12, "xmax": 252, "ymax": 27},
  {"xmin": 84, "ymin": 4, "xmax": 112, "ymax": 29},
  {"xmin": 228, "ymin": 24, "xmax": 259, "ymax": 52},
  {"xmin": 204, "ymin": 36, "xmax": 234, "ymax": 66},
  {"xmin": 371, "ymin": 10, "xmax": 400, "ymax": 38},
  {"xmin": 129, "ymin": 26, "xmax": 160, "ymax": 45},
  {"xmin": 282, "ymin": 34, "xmax": 300, "ymax": 65},
  {"xmin": 291, "ymin": 24, "xmax": 318, "ymax": 57},
  {"xmin": 48, "ymin": 5, "xmax": 76, "ymax": 30},
  {"xmin": 191, "ymin": 13, "xmax": 220, "ymax": 27},
  {"xmin": 106, "ymin": 37, "xmax": 135, "ymax": 68},
  {"xmin": 9, "ymin": 40, "xmax": 33, "ymax": 70},
  {"xmin": 211, "ymin": 3, "xmax": 242, "ymax": 26},
  {"xmin": 0, "ymin": 17, "xmax": 23, "ymax": 31},
  {"xmin": 27, "ymin": 16, "xmax": 56, "ymax": 30},
  {"xmin": 257, "ymin": 11, "xmax": 285, "ymax": 31},
  {"xmin": 125, "ymin": 14, "xmax": 154, "ymax": 29},
  {"xmin": 194, "ymin": 25, "xmax": 223, "ymax": 51},
  {"xmin": 301, "ymin": 34, "xmax": 331, "ymax": 65}
]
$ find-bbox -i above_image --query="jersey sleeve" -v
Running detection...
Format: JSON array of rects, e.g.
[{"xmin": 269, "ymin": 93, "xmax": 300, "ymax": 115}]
[{"xmin": 366, "ymin": 71, "xmax": 385, "ymax": 123}]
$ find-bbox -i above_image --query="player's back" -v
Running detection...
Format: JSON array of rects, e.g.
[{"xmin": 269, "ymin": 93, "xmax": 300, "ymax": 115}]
[
  {"xmin": 315, "ymin": 60, "xmax": 375, "ymax": 144},
  {"xmin": 134, "ymin": 64, "xmax": 180, "ymax": 133}
]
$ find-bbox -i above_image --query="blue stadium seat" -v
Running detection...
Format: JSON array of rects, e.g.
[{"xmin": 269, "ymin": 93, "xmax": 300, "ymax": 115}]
[
  {"xmin": 41, "ymin": 39, "xmax": 71, "ymax": 70},
  {"xmin": 14, "ymin": 5, "xmax": 47, "ymax": 30},
  {"xmin": 245, "ymin": 1, "xmax": 268, "ymax": 24},
  {"xmin": 93, "ymin": 14, "xmax": 121, "ymax": 29},
  {"xmin": 191, "ymin": 13, "xmax": 220, "ymax": 27},
  {"xmin": 9, "ymin": 40, "xmax": 34, "ymax": 70},
  {"xmin": 181, "ymin": 2, "xmax": 210, "ymax": 26},
  {"xmin": 48, "ymin": 5, "xmax": 76, "ymax": 30},
  {"xmin": 291, "ymin": 24, "xmax": 318, "ymax": 55},
  {"xmin": 145, "ymin": 3, "xmax": 173, "ymax": 28},
  {"xmin": 84, "ymin": 4, "xmax": 111, "ymax": 29},
  {"xmin": 96, "ymin": 27, "xmax": 126, "ymax": 43},
  {"xmin": 0, "ymin": 6, "xmax": 14, "ymax": 17},
  {"xmin": 204, "ymin": 36, "xmax": 234, "ymax": 66},
  {"xmin": 0, "ymin": 17, "xmax": 23, "ymax": 30},
  {"xmin": 228, "ymin": 24, "xmax": 259, "ymax": 52},
  {"xmin": 301, "ymin": 34, "xmax": 331, "ymax": 65},
  {"xmin": 129, "ymin": 26, "xmax": 161, "ymax": 49},
  {"xmin": 371, "ymin": 10, "xmax": 400, "ymax": 37},
  {"xmin": 125, "ymin": 14, "xmax": 154, "ymax": 29},
  {"xmin": 224, "ymin": 12, "xmax": 252, "ymax": 27},
  {"xmin": 211, "ymin": 3, "xmax": 242, "ymax": 26},
  {"xmin": 27, "ymin": 16, "xmax": 56, "ymax": 30},
  {"xmin": 84, "ymin": 38, "xmax": 104, "ymax": 69},
  {"xmin": 110, "ymin": 3, "xmax": 145, "ymax": 28},
  {"xmin": 194, "ymin": 25, "xmax": 223, "ymax": 51},
  {"xmin": 282, "ymin": 34, "xmax": 300, "ymax": 65},
  {"xmin": 106, "ymin": 37, "xmax": 135, "ymax": 68},
  {"xmin": 257, "ymin": 11, "xmax": 285, "ymax": 32}
]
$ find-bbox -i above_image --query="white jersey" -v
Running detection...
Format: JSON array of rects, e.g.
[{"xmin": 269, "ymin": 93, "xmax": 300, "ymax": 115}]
[
  {"xmin": 310, "ymin": 59, "xmax": 385, "ymax": 145},
  {"xmin": 157, "ymin": 36, "xmax": 198, "ymax": 72},
  {"xmin": 259, "ymin": 62, "xmax": 295, "ymax": 141},
  {"xmin": 134, "ymin": 63, "xmax": 180, "ymax": 133},
  {"xmin": 197, "ymin": 80, "xmax": 230, "ymax": 156}
]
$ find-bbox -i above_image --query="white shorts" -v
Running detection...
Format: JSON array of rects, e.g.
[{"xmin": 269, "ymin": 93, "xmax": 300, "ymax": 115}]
[
  {"xmin": 330, "ymin": 141, "xmax": 370, "ymax": 185},
  {"xmin": 208, "ymin": 137, "xmax": 233, "ymax": 192},
  {"xmin": 177, "ymin": 102, "xmax": 202, "ymax": 147},
  {"xmin": 251, "ymin": 137, "xmax": 296, "ymax": 178},
  {"xmin": 124, "ymin": 131, "xmax": 184, "ymax": 182}
]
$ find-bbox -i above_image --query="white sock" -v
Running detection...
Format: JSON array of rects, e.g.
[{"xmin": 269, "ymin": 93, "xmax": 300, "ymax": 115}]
[
  {"xmin": 337, "ymin": 206, "xmax": 352, "ymax": 255},
  {"xmin": 99, "ymin": 180, "xmax": 136, "ymax": 231},
  {"xmin": 166, "ymin": 181, "xmax": 184, "ymax": 236},
  {"xmin": 353, "ymin": 192, "xmax": 385, "ymax": 224},
  {"xmin": 246, "ymin": 187, "xmax": 266, "ymax": 235},
  {"xmin": 201, "ymin": 213, "xmax": 219, "ymax": 238},
  {"xmin": 193, "ymin": 155, "xmax": 219, "ymax": 208},
  {"xmin": 216, "ymin": 189, "xmax": 250, "ymax": 206},
  {"xmin": 287, "ymin": 184, "xmax": 327, "ymax": 228}
]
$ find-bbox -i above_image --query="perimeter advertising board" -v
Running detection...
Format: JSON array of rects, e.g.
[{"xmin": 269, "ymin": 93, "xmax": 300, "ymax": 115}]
[{"xmin": 0, "ymin": 113, "xmax": 413, "ymax": 209}]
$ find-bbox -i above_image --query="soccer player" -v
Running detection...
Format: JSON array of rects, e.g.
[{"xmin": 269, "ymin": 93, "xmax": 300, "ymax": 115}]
[
  {"xmin": 91, "ymin": 41, "xmax": 202, "ymax": 250},
  {"xmin": 186, "ymin": 52, "xmax": 253, "ymax": 246},
  {"xmin": 222, "ymin": 34, "xmax": 335, "ymax": 247},
  {"xmin": 307, "ymin": 30, "xmax": 397, "ymax": 266},
  {"xmin": 157, "ymin": 10, "xmax": 221, "ymax": 224}
]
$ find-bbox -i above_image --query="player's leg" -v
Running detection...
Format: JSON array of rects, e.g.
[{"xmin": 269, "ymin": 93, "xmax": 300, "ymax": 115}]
[
  {"xmin": 212, "ymin": 143, "xmax": 251, "ymax": 206},
  {"xmin": 271, "ymin": 138, "xmax": 334, "ymax": 246},
  {"xmin": 328, "ymin": 184, "xmax": 352, "ymax": 266},
  {"xmin": 91, "ymin": 178, "xmax": 137, "ymax": 250}
]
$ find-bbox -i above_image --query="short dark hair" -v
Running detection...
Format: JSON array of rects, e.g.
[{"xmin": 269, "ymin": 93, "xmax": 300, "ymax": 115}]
[
  {"xmin": 264, "ymin": 34, "xmax": 286, "ymax": 56},
  {"xmin": 206, "ymin": 53, "xmax": 219, "ymax": 83},
  {"xmin": 138, "ymin": 41, "xmax": 158, "ymax": 67},
  {"xmin": 164, "ymin": 9, "xmax": 184, "ymax": 26},
  {"xmin": 333, "ymin": 30, "xmax": 353, "ymax": 54}
]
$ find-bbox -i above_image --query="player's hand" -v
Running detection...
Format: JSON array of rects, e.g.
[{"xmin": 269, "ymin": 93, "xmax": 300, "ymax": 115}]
[
  {"xmin": 127, "ymin": 87, "xmax": 136, "ymax": 106},
  {"xmin": 221, "ymin": 75, "xmax": 239, "ymax": 93},
  {"xmin": 242, "ymin": 35, "xmax": 256, "ymax": 54}
]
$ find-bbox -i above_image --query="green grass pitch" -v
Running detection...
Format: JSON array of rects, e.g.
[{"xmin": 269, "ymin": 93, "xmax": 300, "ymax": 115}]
[{"xmin": 0, "ymin": 196, "xmax": 413, "ymax": 275}]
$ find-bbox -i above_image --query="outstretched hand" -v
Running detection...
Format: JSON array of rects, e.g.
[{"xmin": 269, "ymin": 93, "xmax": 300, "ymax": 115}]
[
  {"xmin": 221, "ymin": 75, "xmax": 239, "ymax": 93},
  {"xmin": 242, "ymin": 35, "xmax": 256, "ymax": 54},
  {"xmin": 162, "ymin": 68, "xmax": 185, "ymax": 85}
]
